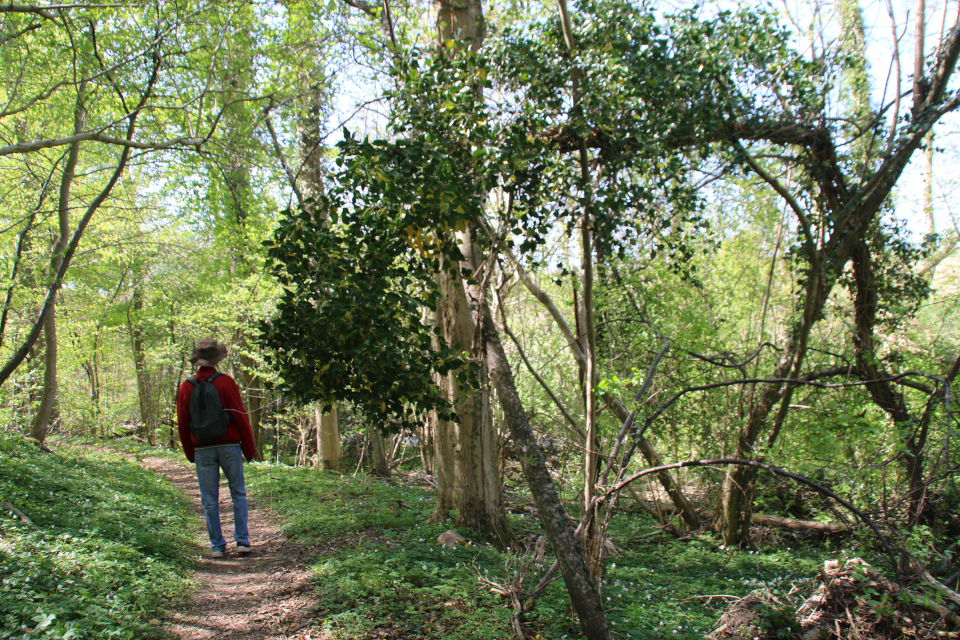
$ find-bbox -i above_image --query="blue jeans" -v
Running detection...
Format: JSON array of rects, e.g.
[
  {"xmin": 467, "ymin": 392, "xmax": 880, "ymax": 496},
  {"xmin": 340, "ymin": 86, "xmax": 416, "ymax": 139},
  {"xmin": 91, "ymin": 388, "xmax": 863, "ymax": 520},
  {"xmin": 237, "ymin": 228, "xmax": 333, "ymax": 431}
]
[{"xmin": 195, "ymin": 445, "xmax": 249, "ymax": 551}]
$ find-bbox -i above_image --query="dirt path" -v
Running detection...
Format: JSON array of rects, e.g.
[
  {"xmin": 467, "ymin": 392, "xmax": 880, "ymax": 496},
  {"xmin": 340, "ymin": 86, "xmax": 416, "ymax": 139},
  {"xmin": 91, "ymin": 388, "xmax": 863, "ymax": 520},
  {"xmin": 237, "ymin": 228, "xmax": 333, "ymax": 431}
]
[{"xmin": 139, "ymin": 457, "xmax": 329, "ymax": 640}]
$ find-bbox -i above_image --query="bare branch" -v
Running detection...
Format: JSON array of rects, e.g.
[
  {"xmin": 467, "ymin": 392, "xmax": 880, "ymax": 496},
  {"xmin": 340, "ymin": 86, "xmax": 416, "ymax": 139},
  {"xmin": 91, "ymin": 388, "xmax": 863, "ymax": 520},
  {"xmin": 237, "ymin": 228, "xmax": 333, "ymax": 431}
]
[
  {"xmin": 496, "ymin": 301, "xmax": 584, "ymax": 441},
  {"xmin": 0, "ymin": 21, "xmax": 41, "ymax": 47},
  {"xmin": 634, "ymin": 371, "xmax": 949, "ymax": 445},
  {"xmin": 734, "ymin": 140, "xmax": 817, "ymax": 253},
  {"xmin": 265, "ymin": 114, "xmax": 307, "ymax": 211},
  {"xmin": 500, "ymin": 243, "xmax": 586, "ymax": 366},
  {"xmin": 609, "ymin": 458, "xmax": 899, "ymax": 575},
  {"xmin": 0, "ymin": 131, "xmax": 205, "ymax": 157},
  {"xmin": 602, "ymin": 337, "xmax": 670, "ymax": 484}
]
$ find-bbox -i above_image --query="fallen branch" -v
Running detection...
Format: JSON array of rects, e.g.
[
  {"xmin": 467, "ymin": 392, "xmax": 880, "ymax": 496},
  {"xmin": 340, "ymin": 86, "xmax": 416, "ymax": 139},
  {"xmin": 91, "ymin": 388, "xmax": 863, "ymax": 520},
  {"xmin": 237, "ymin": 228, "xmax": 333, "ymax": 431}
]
[
  {"xmin": 628, "ymin": 486, "xmax": 681, "ymax": 537},
  {"xmin": 1, "ymin": 502, "xmax": 38, "ymax": 529},
  {"xmin": 612, "ymin": 459, "xmax": 898, "ymax": 575},
  {"xmin": 919, "ymin": 566, "xmax": 960, "ymax": 611},
  {"xmin": 700, "ymin": 509, "xmax": 851, "ymax": 534}
]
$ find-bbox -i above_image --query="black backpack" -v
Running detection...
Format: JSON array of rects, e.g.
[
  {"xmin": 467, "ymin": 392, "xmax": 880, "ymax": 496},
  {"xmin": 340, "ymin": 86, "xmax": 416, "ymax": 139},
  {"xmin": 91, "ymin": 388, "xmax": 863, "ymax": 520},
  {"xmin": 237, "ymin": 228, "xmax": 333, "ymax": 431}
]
[{"xmin": 187, "ymin": 373, "xmax": 231, "ymax": 442}]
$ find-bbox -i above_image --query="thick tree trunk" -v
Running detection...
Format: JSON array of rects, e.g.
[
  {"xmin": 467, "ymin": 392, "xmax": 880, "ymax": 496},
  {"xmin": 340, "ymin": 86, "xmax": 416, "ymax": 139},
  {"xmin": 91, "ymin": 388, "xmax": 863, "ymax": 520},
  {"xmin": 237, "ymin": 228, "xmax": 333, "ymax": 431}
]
[
  {"xmin": 427, "ymin": 0, "xmax": 512, "ymax": 547},
  {"xmin": 429, "ymin": 375, "xmax": 459, "ymax": 522},
  {"xmin": 319, "ymin": 404, "xmax": 343, "ymax": 472},
  {"xmin": 434, "ymin": 262, "xmax": 513, "ymax": 544}
]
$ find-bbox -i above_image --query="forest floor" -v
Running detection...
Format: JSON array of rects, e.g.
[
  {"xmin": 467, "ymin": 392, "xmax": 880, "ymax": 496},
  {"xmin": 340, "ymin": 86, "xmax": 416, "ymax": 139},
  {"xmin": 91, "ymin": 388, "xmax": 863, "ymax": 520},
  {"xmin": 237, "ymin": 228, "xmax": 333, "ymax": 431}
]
[{"xmin": 138, "ymin": 456, "xmax": 328, "ymax": 640}]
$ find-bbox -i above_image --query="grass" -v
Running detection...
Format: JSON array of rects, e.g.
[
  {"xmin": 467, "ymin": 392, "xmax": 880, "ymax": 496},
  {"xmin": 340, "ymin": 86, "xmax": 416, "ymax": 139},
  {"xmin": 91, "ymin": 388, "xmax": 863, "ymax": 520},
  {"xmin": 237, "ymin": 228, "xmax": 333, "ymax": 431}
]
[
  {"xmin": 244, "ymin": 462, "xmax": 838, "ymax": 639},
  {"xmin": 6, "ymin": 435, "xmax": 890, "ymax": 639},
  {"xmin": 0, "ymin": 434, "xmax": 195, "ymax": 639}
]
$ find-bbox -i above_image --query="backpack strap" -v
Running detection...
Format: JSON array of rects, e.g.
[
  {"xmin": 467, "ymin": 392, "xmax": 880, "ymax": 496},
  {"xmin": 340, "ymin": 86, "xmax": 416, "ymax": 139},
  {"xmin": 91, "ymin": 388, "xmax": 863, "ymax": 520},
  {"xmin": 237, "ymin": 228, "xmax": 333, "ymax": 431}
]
[{"xmin": 187, "ymin": 372, "xmax": 222, "ymax": 386}]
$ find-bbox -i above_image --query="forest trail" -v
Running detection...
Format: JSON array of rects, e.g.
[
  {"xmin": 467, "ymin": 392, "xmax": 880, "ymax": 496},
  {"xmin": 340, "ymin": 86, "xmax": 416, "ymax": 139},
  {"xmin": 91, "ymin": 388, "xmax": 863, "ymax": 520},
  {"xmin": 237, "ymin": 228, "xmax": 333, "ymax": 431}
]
[{"xmin": 138, "ymin": 456, "xmax": 327, "ymax": 640}]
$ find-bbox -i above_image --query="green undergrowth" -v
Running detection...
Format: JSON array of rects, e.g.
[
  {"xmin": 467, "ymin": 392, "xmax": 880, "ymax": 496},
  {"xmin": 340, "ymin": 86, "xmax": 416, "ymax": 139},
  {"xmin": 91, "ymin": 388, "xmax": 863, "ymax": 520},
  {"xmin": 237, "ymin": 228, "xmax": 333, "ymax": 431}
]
[
  {"xmin": 245, "ymin": 463, "xmax": 832, "ymax": 640},
  {"xmin": 0, "ymin": 434, "xmax": 195, "ymax": 639}
]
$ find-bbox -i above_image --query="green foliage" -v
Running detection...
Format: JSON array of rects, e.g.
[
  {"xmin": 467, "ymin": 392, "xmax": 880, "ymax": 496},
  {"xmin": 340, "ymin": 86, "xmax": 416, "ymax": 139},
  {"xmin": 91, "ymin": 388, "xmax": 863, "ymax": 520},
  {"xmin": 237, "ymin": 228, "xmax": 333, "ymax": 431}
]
[
  {"xmin": 247, "ymin": 462, "xmax": 831, "ymax": 640},
  {"xmin": 261, "ymin": 117, "xmax": 489, "ymax": 426},
  {"xmin": 0, "ymin": 435, "xmax": 194, "ymax": 639},
  {"xmin": 258, "ymin": 1, "xmax": 818, "ymax": 430}
]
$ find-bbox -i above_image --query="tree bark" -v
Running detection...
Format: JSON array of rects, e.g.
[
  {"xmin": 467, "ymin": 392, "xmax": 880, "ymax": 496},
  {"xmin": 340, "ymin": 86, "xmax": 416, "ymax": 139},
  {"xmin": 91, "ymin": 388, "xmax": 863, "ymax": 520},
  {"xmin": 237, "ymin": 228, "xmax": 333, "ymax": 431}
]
[
  {"xmin": 236, "ymin": 344, "xmax": 265, "ymax": 461},
  {"xmin": 128, "ymin": 284, "xmax": 157, "ymax": 444},
  {"xmin": 480, "ymin": 301, "xmax": 611, "ymax": 640},
  {"xmin": 429, "ymin": 373, "xmax": 459, "ymax": 522},
  {"xmin": 30, "ymin": 88, "xmax": 84, "ymax": 442},
  {"xmin": 319, "ymin": 404, "xmax": 343, "ymax": 472},
  {"xmin": 425, "ymin": 0, "xmax": 513, "ymax": 547},
  {"xmin": 368, "ymin": 425, "xmax": 391, "ymax": 477},
  {"xmin": 434, "ymin": 258, "xmax": 513, "ymax": 544}
]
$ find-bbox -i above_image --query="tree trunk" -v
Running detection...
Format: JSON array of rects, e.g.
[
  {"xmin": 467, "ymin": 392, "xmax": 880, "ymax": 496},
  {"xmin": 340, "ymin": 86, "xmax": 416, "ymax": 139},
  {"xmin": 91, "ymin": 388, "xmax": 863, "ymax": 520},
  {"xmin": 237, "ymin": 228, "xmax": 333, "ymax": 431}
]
[
  {"xmin": 319, "ymin": 404, "xmax": 343, "ymax": 472},
  {"xmin": 578, "ymin": 207, "xmax": 605, "ymax": 586},
  {"xmin": 368, "ymin": 425, "xmax": 391, "ymax": 478},
  {"xmin": 429, "ymin": 375, "xmax": 458, "ymax": 522},
  {"xmin": 30, "ymin": 303, "xmax": 58, "ymax": 442},
  {"xmin": 426, "ymin": 0, "xmax": 512, "ymax": 547},
  {"xmin": 236, "ymin": 344, "xmax": 265, "ymax": 460},
  {"xmin": 419, "ymin": 413, "xmax": 435, "ymax": 474},
  {"xmin": 129, "ymin": 284, "xmax": 157, "ymax": 444},
  {"xmin": 434, "ymin": 262, "xmax": 513, "ymax": 545},
  {"xmin": 480, "ymin": 302, "xmax": 611, "ymax": 640},
  {"xmin": 30, "ymin": 90, "xmax": 84, "ymax": 442}
]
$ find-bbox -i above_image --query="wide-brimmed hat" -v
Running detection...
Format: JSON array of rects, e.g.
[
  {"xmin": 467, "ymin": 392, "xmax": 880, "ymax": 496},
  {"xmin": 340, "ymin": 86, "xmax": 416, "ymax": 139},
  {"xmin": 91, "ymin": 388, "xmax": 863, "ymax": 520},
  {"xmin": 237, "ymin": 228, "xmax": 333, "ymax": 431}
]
[{"xmin": 189, "ymin": 338, "xmax": 228, "ymax": 368}]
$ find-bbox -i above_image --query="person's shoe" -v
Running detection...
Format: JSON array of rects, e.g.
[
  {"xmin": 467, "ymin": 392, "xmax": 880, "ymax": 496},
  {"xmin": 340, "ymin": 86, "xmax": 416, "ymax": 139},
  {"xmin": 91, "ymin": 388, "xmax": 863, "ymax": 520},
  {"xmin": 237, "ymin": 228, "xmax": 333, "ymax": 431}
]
[
  {"xmin": 235, "ymin": 544, "xmax": 253, "ymax": 554},
  {"xmin": 212, "ymin": 549, "xmax": 227, "ymax": 558}
]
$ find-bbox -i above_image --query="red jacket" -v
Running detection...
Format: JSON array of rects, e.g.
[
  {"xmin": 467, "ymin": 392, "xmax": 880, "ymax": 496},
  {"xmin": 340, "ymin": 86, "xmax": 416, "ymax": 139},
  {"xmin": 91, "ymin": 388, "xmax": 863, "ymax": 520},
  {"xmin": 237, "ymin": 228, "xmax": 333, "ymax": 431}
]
[{"xmin": 177, "ymin": 366, "xmax": 258, "ymax": 463}]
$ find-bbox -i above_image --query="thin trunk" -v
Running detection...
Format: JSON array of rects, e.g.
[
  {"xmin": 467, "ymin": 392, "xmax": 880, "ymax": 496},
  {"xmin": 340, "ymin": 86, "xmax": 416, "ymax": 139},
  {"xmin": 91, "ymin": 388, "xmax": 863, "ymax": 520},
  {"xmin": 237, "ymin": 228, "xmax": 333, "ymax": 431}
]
[
  {"xmin": 368, "ymin": 425, "xmax": 390, "ymax": 477},
  {"xmin": 30, "ymin": 89, "xmax": 85, "ymax": 441},
  {"xmin": 315, "ymin": 407, "xmax": 321, "ymax": 467},
  {"xmin": 30, "ymin": 302, "xmax": 58, "ymax": 441},
  {"xmin": 129, "ymin": 284, "xmax": 156, "ymax": 443},
  {"xmin": 480, "ymin": 301, "xmax": 611, "ymax": 640},
  {"xmin": 508, "ymin": 250, "xmax": 699, "ymax": 527},
  {"xmin": 579, "ymin": 209, "xmax": 603, "ymax": 585},
  {"xmin": 418, "ymin": 415, "xmax": 435, "ymax": 475},
  {"xmin": 923, "ymin": 130, "xmax": 935, "ymax": 237}
]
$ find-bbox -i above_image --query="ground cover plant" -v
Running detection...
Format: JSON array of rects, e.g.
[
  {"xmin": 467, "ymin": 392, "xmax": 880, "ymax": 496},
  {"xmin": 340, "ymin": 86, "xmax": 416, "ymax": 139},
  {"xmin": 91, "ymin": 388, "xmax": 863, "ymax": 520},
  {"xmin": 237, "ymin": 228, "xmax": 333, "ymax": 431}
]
[
  {"xmin": 0, "ymin": 435, "xmax": 195, "ymax": 639},
  {"xmin": 246, "ymin": 461, "xmax": 840, "ymax": 639}
]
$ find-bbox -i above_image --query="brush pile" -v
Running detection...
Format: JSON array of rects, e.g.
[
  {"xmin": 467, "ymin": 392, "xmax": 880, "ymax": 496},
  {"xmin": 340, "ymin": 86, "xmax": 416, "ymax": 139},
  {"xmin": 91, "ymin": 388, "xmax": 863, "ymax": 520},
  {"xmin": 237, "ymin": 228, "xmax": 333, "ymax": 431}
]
[{"xmin": 709, "ymin": 558, "xmax": 960, "ymax": 639}]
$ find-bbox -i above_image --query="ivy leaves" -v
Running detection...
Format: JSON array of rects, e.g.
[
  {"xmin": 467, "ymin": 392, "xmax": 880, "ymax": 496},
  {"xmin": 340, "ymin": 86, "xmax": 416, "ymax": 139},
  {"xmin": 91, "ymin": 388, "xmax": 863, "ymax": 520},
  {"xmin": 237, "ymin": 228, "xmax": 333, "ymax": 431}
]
[{"xmin": 261, "ymin": 127, "xmax": 485, "ymax": 427}]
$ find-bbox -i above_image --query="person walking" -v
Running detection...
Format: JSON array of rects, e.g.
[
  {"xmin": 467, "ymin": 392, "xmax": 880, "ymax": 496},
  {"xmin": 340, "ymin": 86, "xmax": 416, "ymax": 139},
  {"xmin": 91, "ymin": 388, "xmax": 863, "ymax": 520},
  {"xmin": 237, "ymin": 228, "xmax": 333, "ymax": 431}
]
[{"xmin": 177, "ymin": 338, "xmax": 258, "ymax": 558}]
